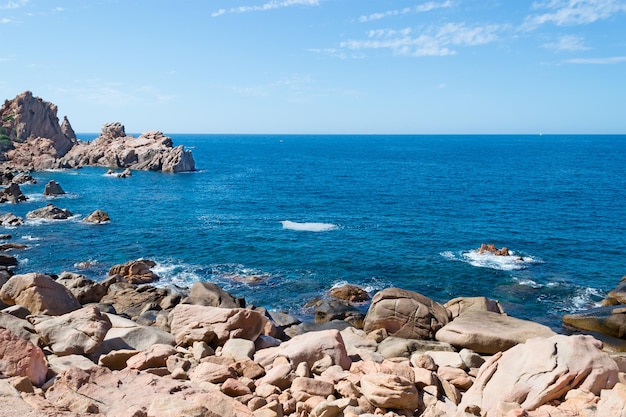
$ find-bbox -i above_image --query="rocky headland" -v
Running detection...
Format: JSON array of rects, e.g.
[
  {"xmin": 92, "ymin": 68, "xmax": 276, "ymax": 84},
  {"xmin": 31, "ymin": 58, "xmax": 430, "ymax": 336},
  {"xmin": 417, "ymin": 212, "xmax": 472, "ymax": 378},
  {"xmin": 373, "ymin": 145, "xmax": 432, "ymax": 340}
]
[{"xmin": 0, "ymin": 91, "xmax": 195, "ymax": 173}]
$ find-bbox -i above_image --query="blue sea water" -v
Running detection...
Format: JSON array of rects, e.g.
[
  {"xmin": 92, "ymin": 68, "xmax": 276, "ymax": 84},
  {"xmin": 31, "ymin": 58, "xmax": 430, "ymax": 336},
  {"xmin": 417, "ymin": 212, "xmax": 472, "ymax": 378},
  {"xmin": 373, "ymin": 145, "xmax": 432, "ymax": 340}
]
[{"xmin": 4, "ymin": 134, "xmax": 626, "ymax": 331}]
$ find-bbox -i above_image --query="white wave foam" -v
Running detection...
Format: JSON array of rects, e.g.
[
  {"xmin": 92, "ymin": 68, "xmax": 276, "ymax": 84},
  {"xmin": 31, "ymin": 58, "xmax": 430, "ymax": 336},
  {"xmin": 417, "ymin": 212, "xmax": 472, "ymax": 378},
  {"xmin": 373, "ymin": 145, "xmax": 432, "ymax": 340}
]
[
  {"xmin": 281, "ymin": 220, "xmax": 338, "ymax": 232},
  {"xmin": 512, "ymin": 277, "xmax": 543, "ymax": 288},
  {"xmin": 441, "ymin": 249, "xmax": 539, "ymax": 271},
  {"xmin": 25, "ymin": 214, "xmax": 82, "ymax": 226},
  {"xmin": 152, "ymin": 261, "xmax": 203, "ymax": 287},
  {"xmin": 21, "ymin": 235, "xmax": 41, "ymax": 241}
]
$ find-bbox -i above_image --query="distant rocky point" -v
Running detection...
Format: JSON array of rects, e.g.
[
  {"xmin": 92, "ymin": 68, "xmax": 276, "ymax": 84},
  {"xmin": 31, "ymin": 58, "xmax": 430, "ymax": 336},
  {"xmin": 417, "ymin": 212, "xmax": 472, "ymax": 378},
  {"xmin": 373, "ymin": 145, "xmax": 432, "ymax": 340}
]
[{"xmin": 0, "ymin": 91, "xmax": 195, "ymax": 173}]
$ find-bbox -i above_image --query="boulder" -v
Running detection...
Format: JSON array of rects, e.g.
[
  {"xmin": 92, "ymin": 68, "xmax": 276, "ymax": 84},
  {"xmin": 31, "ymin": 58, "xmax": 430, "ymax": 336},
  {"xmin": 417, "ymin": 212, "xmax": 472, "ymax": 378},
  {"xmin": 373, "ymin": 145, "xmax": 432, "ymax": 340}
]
[
  {"xmin": 43, "ymin": 180, "xmax": 65, "ymax": 195},
  {"xmin": 169, "ymin": 303, "xmax": 268, "ymax": 347},
  {"xmin": 30, "ymin": 305, "xmax": 112, "ymax": 355},
  {"xmin": 44, "ymin": 366, "xmax": 253, "ymax": 417},
  {"xmin": 56, "ymin": 271, "xmax": 106, "ymax": 304},
  {"xmin": 377, "ymin": 336, "xmax": 454, "ymax": 359},
  {"xmin": 314, "ymin": 299, "xmax": 365, "ymax": 327},
  {"xmin": 100, "ymin": 282, "xmax": 170, "ymax": 318},
  {"xmin": 125, "ymin": 343, "xmax": 177, "ymax": 370},
  {"xmin": 603, "ymin": 276, "xmax": 626, "ymax": 305},
  {"xmin": 108, "ymin": 259, "xmax": 159, "ymax": 284},
  {"xmin": 0, "ymin": 182, "xmax": 27, "ymax": 203},
  {"xmin": 477, "ymin": 243, "xmax": 510, "ymax": 256},
  {"xmin": 99, "ymin": 313, "xmax": 175, "ymax": 353},
  {"xmin": 0, "ymin": 272, "xmax": 81, "ymax": 315},
  {"xmin": 0, "ymin": 253, "xmax": 17, "ymax": 267},
  {"xmin": 563, "ymin": 304, "xmax": 626, "ymax": 339},
  {"xmin": 0, "ymin": 213, "xmax": 23, "ymax": 226},
  {"xmin": 360, "ymin": 373, "xmax": 420, "ymax": 410},
  {"xmin": 25, "ymin": 203, "xmax": 73, "ymax": 220},
  {"xmin": 444, "ymin": 296, "xmax": 504, "ymax": 319},
  {"xmin": 184, "ymin": 281, "xmax": 245, "ymax": 308},
  {"xmin": 0, "ymin": 327, "xmax": 48, "ymax": 386},
  {"xmin": 0, "ymin": 311, "xmax": 40, "ymax": 345},
  {"xmin": 435, "ymin": 310, "xmax": 556, "ymax": 354},
  {"xmin": 329, "ymin": 284, "xmax": 370, "ymax": 302},
  {"xmin": 363, "ymin": 288, "xmax": 450, "ymax": 340},
  {"xmin": 254, "ymin": 329, "xmax": 351, "ymax": 370},
  {"xmin": 83, "ymin": 209, "xmax": 110, "ymax": 224},
  {"xmin": 459, "ymin": 334, "xmax": 619, "ymax": 417}
]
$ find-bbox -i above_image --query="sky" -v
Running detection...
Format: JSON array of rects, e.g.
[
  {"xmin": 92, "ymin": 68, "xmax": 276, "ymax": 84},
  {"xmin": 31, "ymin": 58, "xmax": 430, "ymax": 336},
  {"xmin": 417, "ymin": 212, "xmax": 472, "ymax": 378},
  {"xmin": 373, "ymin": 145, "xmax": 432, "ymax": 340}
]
[{"xmin": 1, "ymin": 0, "xmax": 625, "ymax": 134}]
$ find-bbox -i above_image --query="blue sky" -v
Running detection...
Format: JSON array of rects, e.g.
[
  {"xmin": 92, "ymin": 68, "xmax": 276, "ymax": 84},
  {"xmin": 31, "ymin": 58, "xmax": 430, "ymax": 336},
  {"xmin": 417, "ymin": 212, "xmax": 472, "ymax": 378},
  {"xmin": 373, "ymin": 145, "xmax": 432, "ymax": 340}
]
[{"xmin": 1, "ymin": 0, "xmax": 625, "ymax": 134}]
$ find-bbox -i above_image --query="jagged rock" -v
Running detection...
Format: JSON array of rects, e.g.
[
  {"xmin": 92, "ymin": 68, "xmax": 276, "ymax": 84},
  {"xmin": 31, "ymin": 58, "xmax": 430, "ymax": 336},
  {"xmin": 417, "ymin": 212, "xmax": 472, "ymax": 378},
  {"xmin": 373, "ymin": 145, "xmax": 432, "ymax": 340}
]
[
  {"xmin": 83, "ymin": 209, "xmax": 110, "ymax": 224},
  {"xmin": 329, "ymin": 284, "xmax": 370, "ymax": 303},
  {"xmin": 183, "ymin": 281, "xmax": 245, "ymax": 308},
  {"xmin": 26, "ymin": 203, "xmax": 73, "ymax": 220},
  {"xmin": 563, "ymin": 304, "xmax": 626, "ymax": 340},
  {"xmin": 108, "ymin": 259, "xmax": 159, "ymax": 284},
  {"xmin": 60, "ymin": 123, "xmax": 195, "ymax": 173},
  {"xmin": 0, "ymin": 213, "xmax": 23, "ymax": 226},
  {"xmin": 43, "ymin": 180, "xmax": 65, "ymax": 195},
  {"xmin": 602, "ymin": 276, "xmax": 626, "ymax": 306},
  {"xmin": 0, "ymin": 182, "xmax": 27, "ymax": 203},
  {"xmin": 477, "ymin": 243, "xmax": 510, "ymax": 256}
]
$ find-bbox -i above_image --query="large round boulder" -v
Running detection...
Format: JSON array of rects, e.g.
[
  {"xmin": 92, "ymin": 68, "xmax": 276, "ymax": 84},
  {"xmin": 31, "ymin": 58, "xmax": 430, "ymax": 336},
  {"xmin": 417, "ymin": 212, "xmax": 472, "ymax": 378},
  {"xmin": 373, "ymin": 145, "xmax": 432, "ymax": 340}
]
[
  {"xmin": 363, "ymin": 288, "xmax": 449, "ymax": 340},
  {"xmin": 0, "ymin": 273, "xmax": 81, "ymax": 315}
]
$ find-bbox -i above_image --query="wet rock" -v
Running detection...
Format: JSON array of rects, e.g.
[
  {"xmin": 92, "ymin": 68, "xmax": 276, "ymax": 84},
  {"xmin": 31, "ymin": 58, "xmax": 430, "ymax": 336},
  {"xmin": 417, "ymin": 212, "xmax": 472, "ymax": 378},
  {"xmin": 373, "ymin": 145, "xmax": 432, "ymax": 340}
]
[
  {"xmin": 363, "ymin": 288, "xmax": 449, "ymax": 340},
  {"xmin": 83, "ymin": 209, "xmax": 110, "ymax": 224},
  {"xmin": 0, "ymin": 253, "xmax": 17, "ymax": 267},
  {"xmin": 314, "ymin": 299, "xmax": 365, "ymax": 328},
  {"xmin": 477, "ymin": 243, "xmax": 510, "ymax": 256},
  {"xmin": 0, "ymin": 182, "xmax": 27, "ymax": 203},
  {"xmin": 0, "ymin": 213, "xmax": 23, "ymax": 226},
  {"xmin": 329, "ymin": 284, "xmax": 370, "ymax": 303},
  {"xmin": 603, "ymin": 276, "xmax": 626, "ymax": 306},
  {"xmin": 26, "ymin": 203, "xmax": 73, "ymax": 220},
  {"xmin": 184, "ymin": 281, "xmax": 245, "ymax": 308},
  {"xmin": 42, "ymin": 180, "xmax": 65, "ymax": 195}
]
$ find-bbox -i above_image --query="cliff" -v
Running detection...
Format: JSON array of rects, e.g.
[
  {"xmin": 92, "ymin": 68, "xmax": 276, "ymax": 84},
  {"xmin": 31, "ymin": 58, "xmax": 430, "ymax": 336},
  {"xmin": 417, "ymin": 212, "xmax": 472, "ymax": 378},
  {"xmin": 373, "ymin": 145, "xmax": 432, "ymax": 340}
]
[{"xmin": 0, "ymin": 91, "xmax": 195, "ymax": 173}]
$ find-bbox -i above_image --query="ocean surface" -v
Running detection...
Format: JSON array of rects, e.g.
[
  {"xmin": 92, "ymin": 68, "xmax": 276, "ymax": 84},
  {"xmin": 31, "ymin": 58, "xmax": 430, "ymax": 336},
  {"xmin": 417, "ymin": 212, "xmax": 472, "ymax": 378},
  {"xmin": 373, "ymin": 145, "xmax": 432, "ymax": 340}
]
[{"xmin": 4, "ymin": 134, "xmax": 626, "ymax": 331}]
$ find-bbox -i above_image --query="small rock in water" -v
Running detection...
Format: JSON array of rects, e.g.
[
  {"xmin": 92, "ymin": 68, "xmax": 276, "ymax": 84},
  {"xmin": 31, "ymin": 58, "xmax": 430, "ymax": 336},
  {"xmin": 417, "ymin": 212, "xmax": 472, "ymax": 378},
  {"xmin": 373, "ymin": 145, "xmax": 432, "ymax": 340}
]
[
  {"xmin": 477, "ymin": 243, "xmax": 510, "ymax": 256},
  {"xmin": 84, "ymin": 209, "xmax": 110, "ymax": 224},
  {"xmin": 43, "ymin": 180, "xmax": 65, "ymax": 196}
]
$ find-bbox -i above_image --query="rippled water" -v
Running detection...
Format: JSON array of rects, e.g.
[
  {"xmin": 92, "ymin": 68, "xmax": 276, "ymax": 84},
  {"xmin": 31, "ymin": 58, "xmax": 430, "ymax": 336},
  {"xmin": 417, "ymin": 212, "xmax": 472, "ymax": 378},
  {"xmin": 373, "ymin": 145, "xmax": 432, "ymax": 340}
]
[{"xmin": 4, "ymin": 134, "xmax": 626, "ymax": 330}]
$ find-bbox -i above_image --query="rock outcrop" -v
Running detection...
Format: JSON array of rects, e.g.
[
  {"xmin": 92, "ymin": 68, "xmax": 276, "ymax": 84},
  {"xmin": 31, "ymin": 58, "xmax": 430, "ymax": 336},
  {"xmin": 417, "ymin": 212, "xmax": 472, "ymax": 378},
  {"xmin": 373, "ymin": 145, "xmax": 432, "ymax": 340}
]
[
  {"xmin": 0, "ymin": 92, "xmax": 195, "ymax": 173},
  {"xmin": 60, "ymin": 122, "xmax": 195, "ymax": 172}
]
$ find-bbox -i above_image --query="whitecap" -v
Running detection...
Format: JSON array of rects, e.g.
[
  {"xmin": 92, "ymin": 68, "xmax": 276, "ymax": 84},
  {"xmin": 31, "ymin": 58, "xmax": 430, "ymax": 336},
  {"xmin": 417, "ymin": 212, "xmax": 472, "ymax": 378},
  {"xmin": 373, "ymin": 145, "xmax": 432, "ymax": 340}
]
[
  {"xmin": 151, "ymin": 261, "xmax": 203, "ymax": 288},
  {"xmin": 441, "ymin": 249, "xmax": 540, "ymax": 271},
  {"xmin": 512, "ymin": 276, "xmax": 543, "ymax": 288},
  {"xmin": 21, "ymin": 235, "xmax": 41, "ymax": 241},
  {"xmin": 281, "ymin": 220, "xmax": 338, "ymax": 232}
]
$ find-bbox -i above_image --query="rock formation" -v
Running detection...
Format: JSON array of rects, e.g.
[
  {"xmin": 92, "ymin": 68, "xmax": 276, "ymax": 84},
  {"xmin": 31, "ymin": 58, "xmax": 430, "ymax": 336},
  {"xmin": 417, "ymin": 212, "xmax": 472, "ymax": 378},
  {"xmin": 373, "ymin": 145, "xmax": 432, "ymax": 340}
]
[{"xmin": 0, "ymin": 92, "xmax": 195, "ymax": 173}]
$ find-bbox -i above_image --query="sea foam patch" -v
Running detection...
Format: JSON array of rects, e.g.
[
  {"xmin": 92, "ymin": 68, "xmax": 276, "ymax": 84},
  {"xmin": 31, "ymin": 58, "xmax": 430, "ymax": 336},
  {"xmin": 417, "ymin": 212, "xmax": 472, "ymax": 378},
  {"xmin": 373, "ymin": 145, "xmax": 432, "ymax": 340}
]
[
  {"xmin": 441, "ymin": 249, "xmax": 539, "ymax": 271},
  {"xmin": 281, "ymin": 220, "xmax": 338, "ymax": 232}
]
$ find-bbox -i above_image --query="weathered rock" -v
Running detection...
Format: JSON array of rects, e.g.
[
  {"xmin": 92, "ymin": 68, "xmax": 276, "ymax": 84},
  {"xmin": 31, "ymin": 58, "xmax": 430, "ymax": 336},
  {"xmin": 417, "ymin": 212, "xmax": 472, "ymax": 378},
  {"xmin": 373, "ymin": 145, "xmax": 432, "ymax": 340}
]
[
  {"xmin": 603, "ymin": 276, "xmax": 626, "ymax": 306},
  {"xmin": 169, "ymin": 304, "xmax": 269, "ymax": 347},
  {"xmin": 125, "ymin": 343, "xmax": 177, "ymax": 370},
  {"xmin": 314, "ymin": 299, "xmax": 365, "ymax": 327},
  {"xmin": 56, "ymin": 271, "xmax": 106, "ymax": 304},
  {"xmin": 360, "ymin": 373, "xmax": 420, "ymax": 410},
  {"xmin": 45, "ymin": 366, "xmax": 253, "ymax": 417},
  {"xmin": 30, "ymin": 305, "xmax": 112, "ymax": 355},
  {"xmin": 0, "ymin": 272, "xmax": 81, "ymax": 315},
  {"xmin": 43, "ymin": 180, "xmax": 65, "ymax": 195},
  {"xmin": 597, "ymin": 382, "xmax": 626, "ymax": 416},
  {"xmin": 0, "ymin": 182, "xmax": 27, "ymax": 203},
  {"xmin": 25, "ymin": 203, "xmax": 73, "ymax": 220},
  {"xmin": 254, "ymin": 329, "xmax": 351, "ymax": 371},
  {"xmin": 47, "ymin": 354, "xmax": 98, "ymax": 374},
  {"xmin": 0, "ymin": 212, "xmax": 23, "ymax": 226},
  {"xmin": 444, "ymin": 296, "xmax": 504, "ymax": 319},
  {"xmin": 0, "ymin": 311, "xmax": 40, "ymax": 345},
  {"xmin": 478, "ymin": 243, "xmax": 510, "ymax": 256},
  {"xmin": 184, "ymin": 281, "xmax": 245, "ymax": 308},
  {"xmin": 459, "ymin": 334, "xmax": 619, "ymax": 417},
  {"xmin": 363, "ymin": 288, "xmax": 449, "ymax": 340},
  {"xmin": 99, "ymin": 313, "xmax": 175, "ymax": 353},
  {"xmin": 100, "ymin": 282, "xmax": 170, "ymax": 318},
  {"xmin": 83, "ymin": 209, "xmax": 110, "ymax": 224},
  {"xmin": 221, "ymin": 338, "xmax": 256, "ymax": 361},
  {"xmin": 108, "ymin": 259, "xmax": 159, "ymax": 284},
  {"xmin": 329, "ymin": 284, "xmax": 370, "ymax": 303},
  {"xmin": 190, "ymin": 361, "xmax": 236, "ymax": 384},
  {"xmin": 377, "ymin": 336, "xmax": 454, "ymax": 359},
  {"xmin": 0, "ymin": 327, "xmax": 48, "ymax": 386},
  {"xmin": 435, "ymin": 310, "xmax": 556, "ymax": 354},
  {"xmin": 0, "ymin": 253, "xmax": 17, "ymax": 267},
  {"xmin": 563, "ymin": 304, "xmax": 626, "ymax": 340},
  {"xmin": 59, "ymin": 123, "xmax": 196, "ymax": 173}
]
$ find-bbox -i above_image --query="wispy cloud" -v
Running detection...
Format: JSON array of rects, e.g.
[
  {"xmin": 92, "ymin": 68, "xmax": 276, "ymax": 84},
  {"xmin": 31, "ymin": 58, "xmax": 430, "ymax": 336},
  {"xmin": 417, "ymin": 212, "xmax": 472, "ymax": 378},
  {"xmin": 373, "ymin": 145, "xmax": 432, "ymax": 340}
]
[
  {"xmin": 212, "ymin": 0, "xmax": 319, "ymax": 17},
  {"xmin": 1, "ymin": 17, "xmax": 11, "ymax": 23},
  {"xmin": 524, "ymin": 0, "xmax": 626, "ymax": 28},
  {"xmin": 543, "ymin": 34, "xmax": 590, "ymax": 51},
  {"xmin": 230, "ymin": 75, "xmax": 314, "ymax": 97},
  {"xmin": 307, "ymin": 48, "xmax": 366, "ymax": 60},
  {"xmin": 358, "ymin": 1, "xmax": 453, "ymax": 23},
  {"xmin": 564, "ymin": 56, "xmax": 626, "ymax": 64},
  {"xmin": 0, "ymin": 0, "xmax": 27, "ymax": 10},
  {"xmin": 341, "ymin": 23, "xmax": 501, "ymax": 57}
]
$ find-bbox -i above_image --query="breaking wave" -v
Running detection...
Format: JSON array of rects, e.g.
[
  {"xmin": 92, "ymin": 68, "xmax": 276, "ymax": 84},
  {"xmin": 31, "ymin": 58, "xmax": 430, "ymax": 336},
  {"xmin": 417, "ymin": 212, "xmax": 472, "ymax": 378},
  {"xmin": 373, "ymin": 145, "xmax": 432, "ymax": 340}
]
[
  {"xmin": 281, "ymin": 220, "xmax": 338, "ymax": 232},
  {"xmin": 440, "ymin": 249, "xmax": 540, "ymax": 271}
]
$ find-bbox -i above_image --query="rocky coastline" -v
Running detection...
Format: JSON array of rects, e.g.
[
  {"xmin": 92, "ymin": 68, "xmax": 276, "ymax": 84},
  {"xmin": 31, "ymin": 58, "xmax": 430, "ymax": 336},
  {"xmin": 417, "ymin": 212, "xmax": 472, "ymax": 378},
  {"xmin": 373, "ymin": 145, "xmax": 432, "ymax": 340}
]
[
  {"xmin": 1, "ymin": 92, "xmax": 626, "ymax": 416},
  {"xmin": 0, "ymin": 91, "xmax": 195, "ymax": 173}
]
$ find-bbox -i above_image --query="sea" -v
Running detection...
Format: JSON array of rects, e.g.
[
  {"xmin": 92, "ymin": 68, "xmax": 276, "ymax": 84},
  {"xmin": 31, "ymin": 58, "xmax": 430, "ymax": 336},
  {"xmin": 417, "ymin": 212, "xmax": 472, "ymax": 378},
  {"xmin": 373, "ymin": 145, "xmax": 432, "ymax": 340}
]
[{"xmin": 3, "ymin": 134, "xmax": 626, "ymax": 331}]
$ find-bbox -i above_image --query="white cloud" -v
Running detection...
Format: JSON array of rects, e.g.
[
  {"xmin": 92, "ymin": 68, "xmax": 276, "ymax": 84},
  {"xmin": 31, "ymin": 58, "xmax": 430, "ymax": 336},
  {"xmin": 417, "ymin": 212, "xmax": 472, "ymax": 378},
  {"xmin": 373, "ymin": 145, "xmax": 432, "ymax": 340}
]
[
  {"xmin": 212, "ymin": 0, "xmax": 319, "ymax": 17},
  {"xmin": 1, "ymin": 17, "xmax": 11, "ymax": 23},
  {"xmin": 341, "ymin": 23, "xmax": 500, "ymax": 57},
  {"xmin": 0, "ymin": 0, "xmax": 27, "ymax": 9},
  {"xmin": 524, "ymin": 0, "xmax": 626, "ymax": 28},
  {"xmin": 358, "ymin": 1, "xmax": 453, "ymax": 23},
  {"xmin": 543, "ymin": 34, "xmax": 590, "ymax": 51},
  {"xmin": 564, "ymin": 56, "xmax": 626, "ymax": 63}
]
